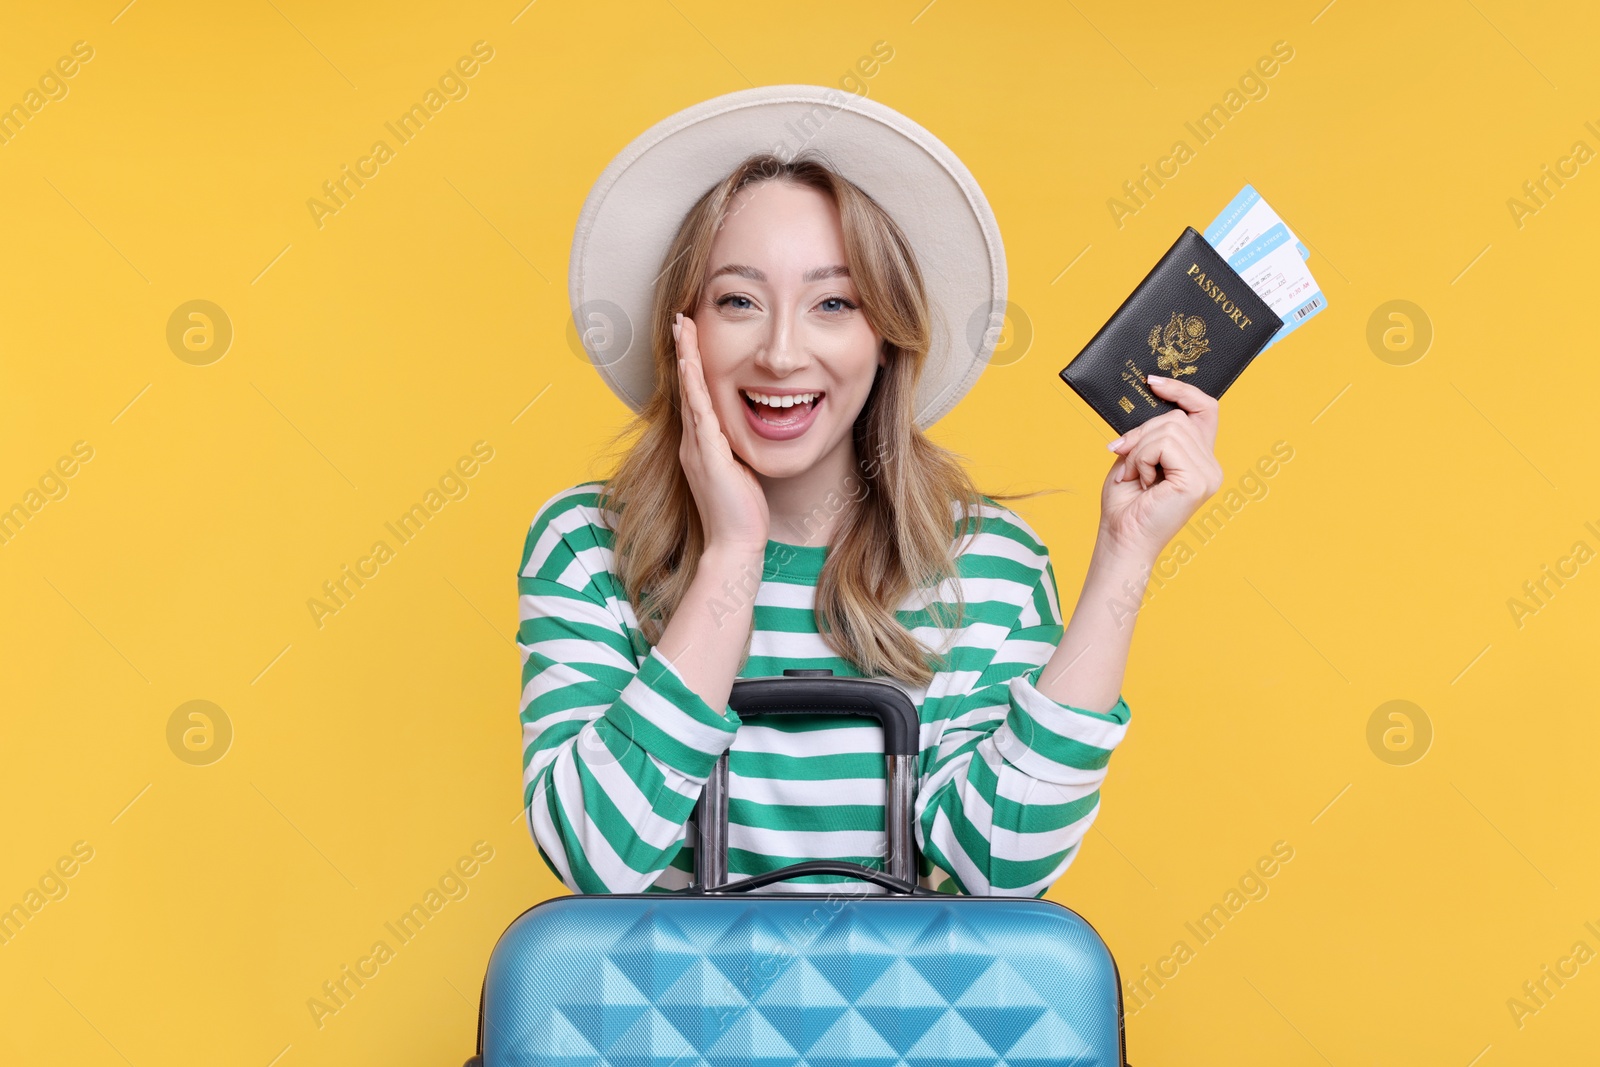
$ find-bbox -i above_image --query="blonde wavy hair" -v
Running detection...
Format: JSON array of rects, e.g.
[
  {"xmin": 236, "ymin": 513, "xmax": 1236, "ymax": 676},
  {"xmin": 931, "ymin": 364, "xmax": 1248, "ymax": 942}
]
[{"xmin": 595, "ymin": 151, "xmax": 1046, "ymax": 687}]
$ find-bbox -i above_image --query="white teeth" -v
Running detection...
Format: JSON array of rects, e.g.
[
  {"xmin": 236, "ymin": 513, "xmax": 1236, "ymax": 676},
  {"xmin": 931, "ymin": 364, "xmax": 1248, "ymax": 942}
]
[{"xmin": 742, "ymin": 390, "xmax": 819, "ymax": 408}]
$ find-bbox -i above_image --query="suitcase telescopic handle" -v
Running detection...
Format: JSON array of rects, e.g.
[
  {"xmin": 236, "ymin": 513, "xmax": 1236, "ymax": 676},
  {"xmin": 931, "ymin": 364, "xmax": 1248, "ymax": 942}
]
[{"xmin": 690, "ymin": 670, "xmax": 922, "ymax": 892}]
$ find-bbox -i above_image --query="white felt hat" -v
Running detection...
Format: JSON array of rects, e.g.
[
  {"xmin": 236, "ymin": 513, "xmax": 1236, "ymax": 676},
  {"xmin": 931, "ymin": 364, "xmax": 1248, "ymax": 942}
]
[{"xmin": 567, "ymin": 84, "xmax": 1007, "ymax": 428}]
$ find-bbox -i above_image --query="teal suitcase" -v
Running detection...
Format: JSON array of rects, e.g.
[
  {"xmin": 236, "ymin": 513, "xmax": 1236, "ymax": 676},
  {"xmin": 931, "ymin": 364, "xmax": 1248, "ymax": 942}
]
[{"xmin": 468, "ymin": 670, "xmax": 1130, "ymax": 1065}]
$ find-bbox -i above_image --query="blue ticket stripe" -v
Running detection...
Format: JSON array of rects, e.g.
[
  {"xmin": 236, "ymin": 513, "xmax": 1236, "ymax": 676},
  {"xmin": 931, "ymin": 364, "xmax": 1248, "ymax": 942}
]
[
  {"xmin": 1204, "ymin": 184, "xmax": 1260, "ymax": 246},
  {"xmin": 1206, "ymin": 184, "xmax": 1324, "ymax": 352},
  {"xmin": 1205, "ymin": 183, "xmax": 1310, "ymax": 259},
  {"xmin": 1227, "ymin": 222, "xmax": 1292, "ymax": 273}
]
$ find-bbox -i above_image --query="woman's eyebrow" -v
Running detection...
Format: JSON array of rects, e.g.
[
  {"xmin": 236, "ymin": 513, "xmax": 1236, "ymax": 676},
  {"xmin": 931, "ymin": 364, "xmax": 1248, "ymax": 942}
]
[{"xmin": 708, "ymin": 264, "xmax": 851, "ymax": 283}]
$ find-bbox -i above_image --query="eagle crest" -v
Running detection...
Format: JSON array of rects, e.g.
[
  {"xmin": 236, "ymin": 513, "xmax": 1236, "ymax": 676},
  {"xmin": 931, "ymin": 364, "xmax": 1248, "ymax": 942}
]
[{"xmin": 1148, "ymin": 312, "xmax": 1209, "ymax": 377}]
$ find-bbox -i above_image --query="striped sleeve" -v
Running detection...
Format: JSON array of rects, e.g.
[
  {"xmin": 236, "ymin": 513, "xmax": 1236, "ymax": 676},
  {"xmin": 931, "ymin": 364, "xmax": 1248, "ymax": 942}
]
[
  {"xmin": 915, "ymin": 548, "xmax": 1132, "ymax": 898},
  {"xmin": 517, "ymin": 487, "xmax": 742, "ymax": 894}
]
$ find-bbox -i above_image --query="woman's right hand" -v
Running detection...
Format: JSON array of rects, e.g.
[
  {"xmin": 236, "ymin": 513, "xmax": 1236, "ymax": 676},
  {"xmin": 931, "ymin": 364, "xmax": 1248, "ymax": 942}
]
[{"xmin": 674, "ymin": 311, "xmax": 770, "ymax": 556}]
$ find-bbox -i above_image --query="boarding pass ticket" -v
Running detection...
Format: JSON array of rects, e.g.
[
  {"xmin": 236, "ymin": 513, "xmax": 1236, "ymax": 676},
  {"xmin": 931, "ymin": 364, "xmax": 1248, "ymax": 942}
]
[{"xmin": 1204, "ymin": 185, "xmax": 1325, "ymax": 350}]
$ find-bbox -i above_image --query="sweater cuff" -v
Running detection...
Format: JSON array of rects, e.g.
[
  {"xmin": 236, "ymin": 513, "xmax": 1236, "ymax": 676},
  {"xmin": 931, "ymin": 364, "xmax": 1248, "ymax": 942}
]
[
  {"xmin": 992, "ymin": 664, "xmax": 1131, "ymax": 785},
  {"xmin": 601, "ymin": 645, "xmax": 742, "ymax": 781}
]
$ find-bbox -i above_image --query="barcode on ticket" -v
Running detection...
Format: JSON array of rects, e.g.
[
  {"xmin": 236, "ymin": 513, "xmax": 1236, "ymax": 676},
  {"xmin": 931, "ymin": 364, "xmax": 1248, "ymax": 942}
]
[{"xmin": 1294, "ymin": 297, "xmax": 1322, "ymax": 320}]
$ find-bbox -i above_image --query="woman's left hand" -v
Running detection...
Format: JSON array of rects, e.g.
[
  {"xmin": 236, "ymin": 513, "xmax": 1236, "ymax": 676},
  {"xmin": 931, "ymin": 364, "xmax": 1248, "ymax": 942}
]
[{"xmin": 1099, "ymin": 374, "xmax": 1225, "ymax": 562}]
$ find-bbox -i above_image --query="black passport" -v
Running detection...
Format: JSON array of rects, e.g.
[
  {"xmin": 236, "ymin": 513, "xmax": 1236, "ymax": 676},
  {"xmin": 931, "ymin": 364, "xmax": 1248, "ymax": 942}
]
[{"xmin": 1059, "ymin": 227, "xmax": 1282, "ymax": 435}]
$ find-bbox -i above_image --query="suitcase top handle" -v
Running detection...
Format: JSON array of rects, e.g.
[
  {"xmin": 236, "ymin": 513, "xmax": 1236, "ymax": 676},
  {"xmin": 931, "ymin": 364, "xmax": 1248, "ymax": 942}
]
[
  {"xmin": 691, "ymin": 670, "xmax": 922, "ymax": 891},
  {"xmin": 706, "ymin": 859, "xmax": 935, "ymax": 895}
]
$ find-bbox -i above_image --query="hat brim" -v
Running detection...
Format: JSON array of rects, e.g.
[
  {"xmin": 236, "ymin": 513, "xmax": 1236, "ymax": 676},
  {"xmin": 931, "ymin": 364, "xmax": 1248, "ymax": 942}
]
[{"xmin": 568, "ymin": 84, "xmax": 1007, "ymax": 428}]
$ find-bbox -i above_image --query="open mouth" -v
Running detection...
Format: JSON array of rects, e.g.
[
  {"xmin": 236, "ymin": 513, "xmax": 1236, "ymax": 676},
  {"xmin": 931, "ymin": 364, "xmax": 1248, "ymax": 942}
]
[
  {"xmin": 740, "ymin": 388, "xmax": 825, "ymax": 440},
  {"xmin": 741, "ymin": 389, "xmax": 824, "ymax": 424}
]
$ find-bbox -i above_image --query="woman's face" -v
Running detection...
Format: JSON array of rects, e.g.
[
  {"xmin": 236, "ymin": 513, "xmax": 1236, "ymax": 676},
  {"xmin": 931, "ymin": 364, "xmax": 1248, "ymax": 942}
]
[{"xmin": 692, "ymin": 180, "xmax": 884, "ymax": 481}]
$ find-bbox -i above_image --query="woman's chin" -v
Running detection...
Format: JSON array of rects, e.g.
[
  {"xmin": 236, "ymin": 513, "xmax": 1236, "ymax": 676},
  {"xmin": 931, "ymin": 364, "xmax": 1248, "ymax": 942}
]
[{"xmin": 731, "ymin": 441, "xmax": 816, "ymax": 481}]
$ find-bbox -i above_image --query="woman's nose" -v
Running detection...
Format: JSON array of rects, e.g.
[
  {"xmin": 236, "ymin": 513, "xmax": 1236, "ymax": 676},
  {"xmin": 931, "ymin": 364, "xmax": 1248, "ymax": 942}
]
[{"xmin": 753, "ymin": 306, "xmax": 810, "ymax": 375}]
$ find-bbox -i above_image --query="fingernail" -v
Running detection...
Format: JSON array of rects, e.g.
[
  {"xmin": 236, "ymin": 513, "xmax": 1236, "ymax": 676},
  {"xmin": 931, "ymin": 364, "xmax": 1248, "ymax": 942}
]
[
  {"xmin": 1147, "ymin": 374, "xmax": 1165, "ymax": 384},
  {"xmin": 1107, "ymin": 435, "xmax": 1123, "ymax": 451}
]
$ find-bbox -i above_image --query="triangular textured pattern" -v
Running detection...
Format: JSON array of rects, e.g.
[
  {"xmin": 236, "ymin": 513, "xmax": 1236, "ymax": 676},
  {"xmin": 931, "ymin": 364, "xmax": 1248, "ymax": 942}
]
[
  {"xmin": 655, "ymin": 958, "xmax": 745, "ymax": 1048},
  {"xmin": 520, "ymin": 1011, "xmax": 601, "ymax": 1065},
  {"xmin": 903, "ymin": 906, "xmax": 997, "ymax": 1004},
  {"xmin": 802, "ymin": 1007, "xmax": 904, "ymax": 1067},
  {"xmin": 1001, "ymin": 1009, "xmax": 1103, "ymax": 1066},
  {"xmin": 606, "ymin": 907, "xmax": 701, "ymax": 1000},
  {"xmin": 904, "ymin": 1009, "xmax": 1001, "ymax": 1067},
  {"xmin": 480, "ymin": 896, "xmax": 1122, "ymax": 1066},
  {"xmin": 605, "ymin": 1007, "xmax": 701, "ymax": 1067},
  {"xmin": 554, "ymin": 959, "xmax": 651, "ymax": 1052},
  {"xmin": 702, "ymin": 1009, "xmax": 801, "ymax": 1066},
  {"xmin": 950, "ymin": 959, "xmax": 1050, "ymax": 1051},
  {"xmin": 804, "ymin": 906, "xmax": 901, "ymax": 1002},
  {"xmin": 703, "ymin": 907, "xmax": 793, "ymax": 1003},
  {"xmin": 853, "ymin": 957, "xmax": 950, "ymax": 1048},
  {"xmin": 749, "ymin": 957, "xmax": 851, "ymax": 1051}
]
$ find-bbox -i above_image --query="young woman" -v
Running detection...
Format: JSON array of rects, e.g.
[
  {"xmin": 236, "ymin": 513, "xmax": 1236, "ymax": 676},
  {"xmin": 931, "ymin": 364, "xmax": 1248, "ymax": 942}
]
[{"xmin": 519, "ymin": 92, "xmax": 1224, "ymax": 897}]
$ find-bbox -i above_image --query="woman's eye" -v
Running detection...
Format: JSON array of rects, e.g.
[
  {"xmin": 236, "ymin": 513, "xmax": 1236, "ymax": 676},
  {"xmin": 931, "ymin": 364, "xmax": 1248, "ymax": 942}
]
[{"xmin": 715, "ymin": 294, "xmax": 856, "ymax": 314}]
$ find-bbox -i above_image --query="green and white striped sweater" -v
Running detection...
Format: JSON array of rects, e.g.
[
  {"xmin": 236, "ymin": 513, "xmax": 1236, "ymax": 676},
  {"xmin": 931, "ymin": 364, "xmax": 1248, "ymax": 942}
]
[{"xmin": 517, "ymin": 480, "xmax": 1131, "ymax": 896}]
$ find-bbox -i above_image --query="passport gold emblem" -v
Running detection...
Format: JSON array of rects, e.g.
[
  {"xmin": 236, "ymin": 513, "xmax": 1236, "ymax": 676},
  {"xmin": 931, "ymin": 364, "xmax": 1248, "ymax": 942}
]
[
  {"xmin": 1118, "ymin": 396, "xmax": 1135, "ymax": 413},
  {"xmin": 1148, "ymin": 311, "xmax": 1209, "ymax": 377}
]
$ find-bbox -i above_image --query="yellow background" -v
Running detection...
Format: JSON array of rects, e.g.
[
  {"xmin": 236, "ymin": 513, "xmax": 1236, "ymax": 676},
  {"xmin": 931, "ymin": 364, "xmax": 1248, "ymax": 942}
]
[{"xmin": 2, "ymin": 0, "xmax": 1595, "ymax": 1063}]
